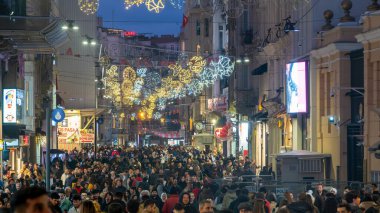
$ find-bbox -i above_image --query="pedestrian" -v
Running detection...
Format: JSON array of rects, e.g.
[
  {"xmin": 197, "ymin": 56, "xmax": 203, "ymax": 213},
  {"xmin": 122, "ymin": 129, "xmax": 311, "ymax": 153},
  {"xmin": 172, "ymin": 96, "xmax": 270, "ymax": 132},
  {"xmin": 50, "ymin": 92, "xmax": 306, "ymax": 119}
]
[
  {"xmin": 162, "ymin": 187, "xmax": 180, "ymax": 213},
  {"xmin": 199, "ymin": 199, "xmax": 214, "ymax": 213},
  {"xmin": 12, "ymin": 186, "xmax": 51, "ymax": 213},
  {"xmin": 180, "ymin": 192, "xmax": 197, "ymax": 213},
  {"xmin": 68, "ymin": 194, "xmax": 82, "ymax": 213},
  {"xmin": 80, "ymin": 200, "xmax": 96, "ymax": 213}
]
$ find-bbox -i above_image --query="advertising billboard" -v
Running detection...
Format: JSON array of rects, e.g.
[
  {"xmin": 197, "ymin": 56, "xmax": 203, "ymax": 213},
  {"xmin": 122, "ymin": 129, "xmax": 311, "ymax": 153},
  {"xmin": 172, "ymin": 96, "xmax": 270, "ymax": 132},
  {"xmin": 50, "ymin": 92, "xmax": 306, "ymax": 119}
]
[
  {"xmin": 3, "ymin": 89, "xmax": 24, "ymax": 123},
  {"xmin": 3, "ymin": 89, "xmax": 17, "ymax": 123},
  {"xmin": 286, "ymin": 62, "xmax": 308, "ymax": 113},
  {"xmin": 239, "ymin": 122, "xmax": 249, "ymax": 157}
]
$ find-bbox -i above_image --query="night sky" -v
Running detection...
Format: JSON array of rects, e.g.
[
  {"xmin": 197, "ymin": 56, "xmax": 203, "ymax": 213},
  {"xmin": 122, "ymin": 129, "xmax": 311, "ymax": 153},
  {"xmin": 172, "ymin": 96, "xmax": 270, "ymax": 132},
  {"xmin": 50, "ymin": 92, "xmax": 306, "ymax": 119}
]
[{"xmin": 98, "ymin": 0, "xmax": 183, "ymax": 36}]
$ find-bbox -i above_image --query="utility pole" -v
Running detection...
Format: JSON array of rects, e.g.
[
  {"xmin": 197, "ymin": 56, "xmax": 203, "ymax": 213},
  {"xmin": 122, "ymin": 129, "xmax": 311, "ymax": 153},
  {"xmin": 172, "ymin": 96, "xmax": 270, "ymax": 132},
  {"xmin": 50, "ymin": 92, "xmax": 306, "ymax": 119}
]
[{"xmin": 43, "ymin": 96, "xmax": 51, "ymax": 190}]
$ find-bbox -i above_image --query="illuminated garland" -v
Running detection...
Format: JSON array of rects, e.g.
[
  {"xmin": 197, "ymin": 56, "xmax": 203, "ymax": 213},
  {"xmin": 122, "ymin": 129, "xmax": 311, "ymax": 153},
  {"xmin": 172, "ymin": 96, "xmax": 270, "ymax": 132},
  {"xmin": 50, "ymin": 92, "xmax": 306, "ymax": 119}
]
[
  {"xmin": 79, "ymin": 0, "xmax": 186, "ymax": 14},
  {"xmin": 100, "ymin": 55, "xmax": 235, "ymax": 120},
  {"xmin": 169, "ymin": 0, "xmax": 185, "ymax": 9},
  {"xmin": 78, "ymin": 0, "xmax": 99, "ymax": 15},
  {"xmin": 124, "ymin": 0, "xmax": 144, "ymax": 9},
  {"xmin": 145, "ymin": 0, "xmax": 165, "ymax": 13},
  {"xmin": 137, "ymin": 68, "xmax": 147, "ymax": 77},
  {"xmin": 153, "ymin": 112, "xmax": 162, "ymax": 120}
]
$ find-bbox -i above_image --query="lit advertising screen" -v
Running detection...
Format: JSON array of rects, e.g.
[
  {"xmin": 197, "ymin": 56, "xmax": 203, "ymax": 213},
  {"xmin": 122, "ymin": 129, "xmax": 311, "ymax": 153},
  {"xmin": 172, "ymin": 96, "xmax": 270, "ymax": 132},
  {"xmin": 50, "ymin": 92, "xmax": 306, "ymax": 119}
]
[
  {"xmin": 286, "ymin": 62, "xmax": 308, "ymax": 113},
  {"xmin": 3, "ymin": 89, "xmax": 17, "ymax": 123},
  {"xmin": 239, "ymin": 122, "xmax": 249, "ymax": 157}
]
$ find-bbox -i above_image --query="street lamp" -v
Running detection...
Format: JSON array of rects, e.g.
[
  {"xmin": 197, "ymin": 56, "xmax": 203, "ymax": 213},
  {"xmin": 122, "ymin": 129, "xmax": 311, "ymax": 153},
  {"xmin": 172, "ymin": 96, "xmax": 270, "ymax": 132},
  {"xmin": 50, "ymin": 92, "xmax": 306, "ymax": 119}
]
[
  {"xmin": 82, "ymin": 35, "xmax": 97, "ymax": 46},
  {"xmin": 62, "ymin": 20, "xmax": 79, "ymax": 31}
]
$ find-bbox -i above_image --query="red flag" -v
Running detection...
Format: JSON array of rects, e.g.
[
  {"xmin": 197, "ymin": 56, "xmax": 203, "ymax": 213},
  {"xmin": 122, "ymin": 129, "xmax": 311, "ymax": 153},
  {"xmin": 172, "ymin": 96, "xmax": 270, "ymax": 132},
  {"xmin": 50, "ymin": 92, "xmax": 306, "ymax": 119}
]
[{"xmin": 182, "ymin": 15, "xmax": 188, "ymax": 28}]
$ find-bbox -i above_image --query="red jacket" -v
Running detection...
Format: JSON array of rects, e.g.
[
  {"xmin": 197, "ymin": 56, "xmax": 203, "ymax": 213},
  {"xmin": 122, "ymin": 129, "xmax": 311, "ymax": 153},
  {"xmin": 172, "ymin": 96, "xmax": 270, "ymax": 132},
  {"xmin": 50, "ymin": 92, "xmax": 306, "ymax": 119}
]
[{"xmin": 162, "ymin": 194, "xmax": 179, "ymax": 213}]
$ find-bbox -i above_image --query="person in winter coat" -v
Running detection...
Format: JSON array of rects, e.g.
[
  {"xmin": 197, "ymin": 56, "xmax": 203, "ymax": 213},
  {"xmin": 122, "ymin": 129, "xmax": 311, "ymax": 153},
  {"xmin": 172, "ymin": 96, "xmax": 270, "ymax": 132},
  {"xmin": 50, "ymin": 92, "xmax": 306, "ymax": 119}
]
[
  {"xmin": 359, "ymin": 193, "xmax": 378, "ymax": 212},
  {"xmin": 286, "ymin": 193, "xmax": 317, "ymax": 213},
  {"xmin": 179, "ymin": 192, "xmax": 197, "ymax": 213},
  {"xmin": 150, "ymin": 189, "xmax": 163, "ymax": 212},
  {"xmin": 229, "ymin": 188, "xmax": 250, "ymax": 213},
  {"xmin": 162, "ymin": 187, "xmax": 180, "ymax": 213},
  {"xmin": 345, "ymin": 191, "xmax": 362, "ymax": 213},
  {"xmin": 222, "ymin": 185, "xmax": 237, "ymax": 210}
]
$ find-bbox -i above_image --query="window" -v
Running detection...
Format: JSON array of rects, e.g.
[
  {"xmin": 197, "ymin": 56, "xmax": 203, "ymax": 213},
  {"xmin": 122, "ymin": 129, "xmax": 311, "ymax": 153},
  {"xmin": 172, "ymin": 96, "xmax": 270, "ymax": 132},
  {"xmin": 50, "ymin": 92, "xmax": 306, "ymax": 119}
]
[
  {"xmin": 25, "ymin": 81, "xmax": 29, "ymax": 115},
  {"xmin": 170, "ymin": 45, "xmax": 175, "ymax": 51},
  {"xmin": 196, "ymin": 20, "xmax": 201, "ymax": 36},
  {"xmin": 219, "ymin": 25, "xmax": 223, "ymax": 51},
  {"xmin": 204, "ymin": 18, "xmax": 209, "ymax": 37}
]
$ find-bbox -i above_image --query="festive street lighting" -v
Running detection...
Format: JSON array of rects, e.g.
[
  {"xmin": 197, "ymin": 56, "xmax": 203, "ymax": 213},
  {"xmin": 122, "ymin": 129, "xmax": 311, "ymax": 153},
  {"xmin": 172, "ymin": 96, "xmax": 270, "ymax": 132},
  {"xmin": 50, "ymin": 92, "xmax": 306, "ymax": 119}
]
[{"xmin": 78, "ymin": 0, "xmax": 99, "ymax": 15}]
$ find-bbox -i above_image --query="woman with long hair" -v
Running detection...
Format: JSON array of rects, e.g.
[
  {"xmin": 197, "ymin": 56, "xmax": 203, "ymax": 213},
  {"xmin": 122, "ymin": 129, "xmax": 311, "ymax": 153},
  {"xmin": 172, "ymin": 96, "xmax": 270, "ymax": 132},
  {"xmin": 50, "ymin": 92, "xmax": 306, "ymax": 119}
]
[
  {"xmin": 80, "ymin": 200, "xmax": 97, "ymax": 213},
  {"xmin": 253, "ymin": 199, "xmax": 267, "ymax": 213}
]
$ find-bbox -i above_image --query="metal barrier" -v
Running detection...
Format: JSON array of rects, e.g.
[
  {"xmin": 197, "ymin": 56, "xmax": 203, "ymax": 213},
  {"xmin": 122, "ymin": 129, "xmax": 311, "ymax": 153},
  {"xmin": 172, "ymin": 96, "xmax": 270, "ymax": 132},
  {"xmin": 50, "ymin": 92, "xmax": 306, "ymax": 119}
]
[{"xmin": 212, "ymin": 175, "xmax": 378, "ymax": 198}]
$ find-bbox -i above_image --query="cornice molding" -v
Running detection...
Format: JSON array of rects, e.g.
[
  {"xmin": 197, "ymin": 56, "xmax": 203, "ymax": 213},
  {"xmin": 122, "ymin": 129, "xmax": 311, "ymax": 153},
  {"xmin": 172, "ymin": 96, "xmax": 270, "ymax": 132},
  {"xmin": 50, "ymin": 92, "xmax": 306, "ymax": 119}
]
[
  {"xmin": 310, "ymin": 43, "xmax": 362, "ymax": 59},
  {"xmin": 356, "ymin": 28, "xmax": 380, "ymax": 44}
]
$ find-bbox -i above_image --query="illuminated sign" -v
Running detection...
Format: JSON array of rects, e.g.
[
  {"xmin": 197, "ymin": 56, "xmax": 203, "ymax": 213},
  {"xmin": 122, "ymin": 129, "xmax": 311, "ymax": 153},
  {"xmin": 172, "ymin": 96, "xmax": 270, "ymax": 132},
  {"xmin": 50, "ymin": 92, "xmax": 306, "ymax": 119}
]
[
  {"xmin": 57, "ymin": 127, "xmax": 95, "ymax": 144},
  {"xmin": 286, "ymin": 61, "xmax": 308, "ymax": 113},
  {"xmin": 4, "ymin": 139, "xmax": 19, "ymax": 147},
  {"xmin": 123, "ymin": 31, "xmax": 137, "ymax": 37},
  {"xmin": 3, "ymin": 89, "xmax": 17, "ymax": 123},
  {"xmin": 3, "ymin": 89, "xmax": 24, "ymax": 123},
  {"xmin": 239, "ymin": 122, "xmax": 249, "ymax": 157},
  {"xmin": 208, "ymin": 96, "xmax": 227, "ymax": 112}
]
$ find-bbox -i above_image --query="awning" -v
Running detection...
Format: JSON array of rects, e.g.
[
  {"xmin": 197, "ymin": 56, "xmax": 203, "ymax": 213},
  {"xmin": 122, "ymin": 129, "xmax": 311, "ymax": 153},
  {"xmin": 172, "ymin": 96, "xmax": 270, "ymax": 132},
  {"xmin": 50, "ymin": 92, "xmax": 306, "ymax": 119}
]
[
  {"xmin": 251, "ymin": 63, "xmax": 268, "ymax": 75},
  {"xmin": 251, "ymin": 111, "xmax": 268, "ymax": 122},
  {"xmin": 0, "ymin": 17, "xmax": 68, "ymax": 53}
]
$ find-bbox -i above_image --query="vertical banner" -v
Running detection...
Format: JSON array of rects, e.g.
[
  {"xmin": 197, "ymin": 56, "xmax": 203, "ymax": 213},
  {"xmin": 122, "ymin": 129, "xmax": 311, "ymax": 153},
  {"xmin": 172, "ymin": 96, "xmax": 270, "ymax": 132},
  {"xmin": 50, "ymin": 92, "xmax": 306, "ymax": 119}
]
[{"xmin": 3, "ymin": 89, "xmax": 17, "ymax": 123}]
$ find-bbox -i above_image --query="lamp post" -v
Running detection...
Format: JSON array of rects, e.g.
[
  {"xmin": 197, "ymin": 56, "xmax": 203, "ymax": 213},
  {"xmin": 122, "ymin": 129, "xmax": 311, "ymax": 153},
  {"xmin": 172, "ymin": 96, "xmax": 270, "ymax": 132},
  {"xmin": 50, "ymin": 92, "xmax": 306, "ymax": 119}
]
[{"xmin": 43, "ymin": 96, "xmax": 51, "ymax": 190}]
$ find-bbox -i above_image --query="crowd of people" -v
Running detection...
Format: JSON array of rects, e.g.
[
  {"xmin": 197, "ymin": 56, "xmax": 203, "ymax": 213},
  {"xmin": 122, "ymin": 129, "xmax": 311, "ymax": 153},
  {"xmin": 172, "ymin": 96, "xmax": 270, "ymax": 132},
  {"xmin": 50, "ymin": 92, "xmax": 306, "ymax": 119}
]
[{"xmin": 0, "ymin": 145, "xmax": 379, "ymax": 213}]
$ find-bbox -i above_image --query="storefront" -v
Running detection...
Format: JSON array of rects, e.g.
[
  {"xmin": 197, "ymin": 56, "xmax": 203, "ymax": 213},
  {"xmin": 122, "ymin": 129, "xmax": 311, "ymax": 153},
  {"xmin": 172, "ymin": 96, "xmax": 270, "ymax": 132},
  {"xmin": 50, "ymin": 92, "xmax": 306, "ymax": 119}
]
[{"xmin": 56, "ymin": 110, "xmax": 95, "ymax": 151}]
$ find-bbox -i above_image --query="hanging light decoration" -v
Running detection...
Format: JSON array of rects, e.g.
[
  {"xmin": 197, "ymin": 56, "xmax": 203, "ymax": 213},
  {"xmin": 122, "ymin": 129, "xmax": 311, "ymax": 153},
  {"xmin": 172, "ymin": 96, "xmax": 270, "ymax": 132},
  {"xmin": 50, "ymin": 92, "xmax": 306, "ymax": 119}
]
[
  {"xmin": 169, "ymin": 0, "xmax": 185, "ymax": 9},
  {"xmin": 78, "ymin": 0, "xmax": 99, "ymax": 15},
  {"xmin": 100, "ymin": 55, "xmax": 235, "ymax": 120},
  {"xmin": 145, "ymin": 0, "xmax": 165, "ymax": 13},
  {"xmin": 137, "ymin": 68, "xmax": 147, "ymax": 77},
  {"xmin": 124, "ymin": 0, "xmax": 145, "ymax": 10},
  {"xmin": 188, "ymin": 56, "xmax": 207, "ymax": 74}
]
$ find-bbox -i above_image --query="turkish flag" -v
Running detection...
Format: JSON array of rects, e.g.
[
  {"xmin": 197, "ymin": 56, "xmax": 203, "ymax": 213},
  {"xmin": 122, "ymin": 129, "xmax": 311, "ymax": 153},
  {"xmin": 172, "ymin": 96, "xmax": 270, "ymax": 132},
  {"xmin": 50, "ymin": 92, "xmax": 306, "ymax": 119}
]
[{"xmin": 182, "ymin": 15, "xmax": 189, "ymax": 28}]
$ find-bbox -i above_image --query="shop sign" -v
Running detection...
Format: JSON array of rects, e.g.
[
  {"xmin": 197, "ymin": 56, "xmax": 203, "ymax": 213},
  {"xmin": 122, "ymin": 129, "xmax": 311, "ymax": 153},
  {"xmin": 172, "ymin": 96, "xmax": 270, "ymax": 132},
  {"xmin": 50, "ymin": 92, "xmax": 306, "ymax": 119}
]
[
  {"xmin": 58, "ymin": 127, "xmax": 95, "ymax": 144},
  {"xmin": 207, "ymin": 96, "xmax": 227, "ymax": 111},
  {"xmin": 0, "ymin": 140, "xmax": 3, "ymax": 151},
  {"xmin": 4, "ymin": 139, "xmax": 19, "ymax": 148},
  {"xmin": 52, "ymin": 108, "xmax": 65, "ymax": 122},
  {"xmin": 214, "ymin": 128, "xmax": 223, "ymax": 138}
]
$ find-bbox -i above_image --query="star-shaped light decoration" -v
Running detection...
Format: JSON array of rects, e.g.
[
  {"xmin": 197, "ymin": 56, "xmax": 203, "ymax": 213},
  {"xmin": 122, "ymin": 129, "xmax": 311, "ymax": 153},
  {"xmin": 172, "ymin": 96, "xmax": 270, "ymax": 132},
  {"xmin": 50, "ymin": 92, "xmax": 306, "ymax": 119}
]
[{"xmin": 145, "ymin": 0, "xmax": 165, "ymax": 13}]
